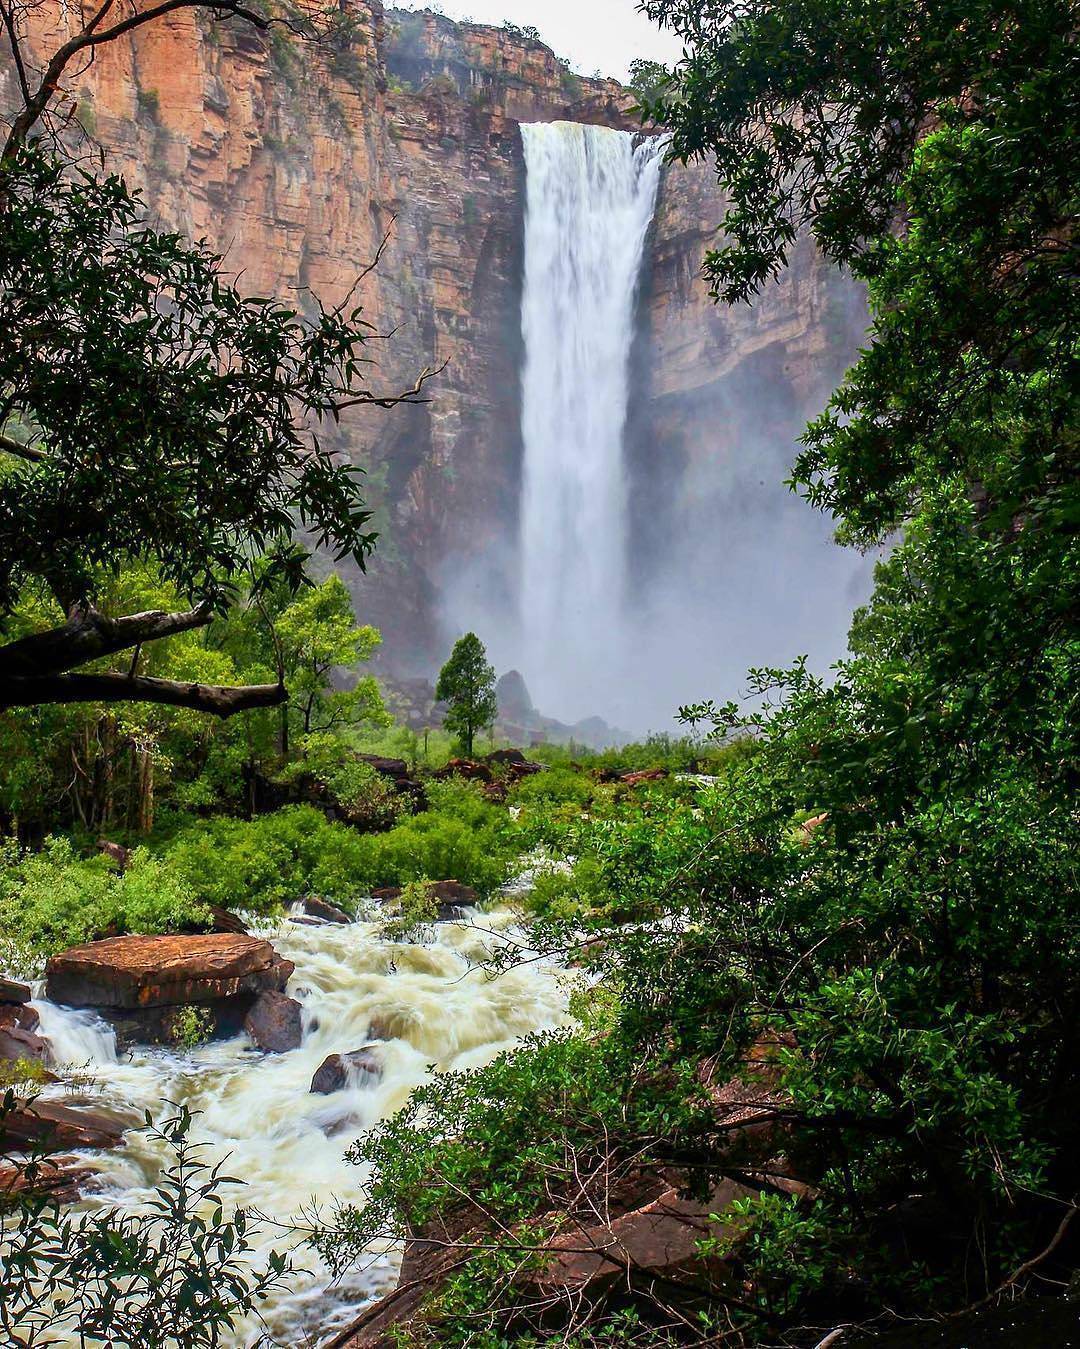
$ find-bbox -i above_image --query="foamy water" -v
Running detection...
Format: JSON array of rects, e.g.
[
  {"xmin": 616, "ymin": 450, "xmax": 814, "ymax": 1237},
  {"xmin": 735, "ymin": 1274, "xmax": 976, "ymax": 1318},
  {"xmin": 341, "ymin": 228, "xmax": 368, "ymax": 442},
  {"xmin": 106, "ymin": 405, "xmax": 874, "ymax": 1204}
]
[{"xmin": 21, "ymin": 908, "xmax": 573, "ymax": 1345}]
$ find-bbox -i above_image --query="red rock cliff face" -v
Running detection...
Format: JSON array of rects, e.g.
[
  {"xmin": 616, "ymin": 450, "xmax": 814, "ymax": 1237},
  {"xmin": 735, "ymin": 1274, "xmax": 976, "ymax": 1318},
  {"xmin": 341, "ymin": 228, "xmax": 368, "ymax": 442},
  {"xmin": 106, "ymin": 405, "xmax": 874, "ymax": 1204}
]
[{"xmin": 0, "ymin": 2, "xmax": 863, "ymax": 672}]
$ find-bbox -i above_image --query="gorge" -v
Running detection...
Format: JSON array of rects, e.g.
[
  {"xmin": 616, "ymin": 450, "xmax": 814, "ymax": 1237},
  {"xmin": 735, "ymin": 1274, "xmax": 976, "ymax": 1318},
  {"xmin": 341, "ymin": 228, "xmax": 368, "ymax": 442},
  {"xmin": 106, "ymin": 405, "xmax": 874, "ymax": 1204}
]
[{"xmin": 0, "ymin": 1, "xmax": 873, "ymax": 733}]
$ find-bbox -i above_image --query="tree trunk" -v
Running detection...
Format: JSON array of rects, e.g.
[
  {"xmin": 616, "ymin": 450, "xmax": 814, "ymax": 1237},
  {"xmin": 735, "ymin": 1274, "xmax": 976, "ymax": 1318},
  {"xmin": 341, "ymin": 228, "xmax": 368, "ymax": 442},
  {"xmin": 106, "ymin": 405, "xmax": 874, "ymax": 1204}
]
[{"xmin": 136, "ymin": 745, "xmax": 155, "ymax": 835}]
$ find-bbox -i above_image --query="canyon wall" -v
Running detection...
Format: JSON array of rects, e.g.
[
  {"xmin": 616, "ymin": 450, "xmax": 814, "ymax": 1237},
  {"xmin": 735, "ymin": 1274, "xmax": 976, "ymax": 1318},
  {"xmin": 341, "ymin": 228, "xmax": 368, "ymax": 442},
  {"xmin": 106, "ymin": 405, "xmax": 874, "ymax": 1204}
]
[{"xmin": 0, "ymin": 2, "xmax": 867, "ymax": 706}]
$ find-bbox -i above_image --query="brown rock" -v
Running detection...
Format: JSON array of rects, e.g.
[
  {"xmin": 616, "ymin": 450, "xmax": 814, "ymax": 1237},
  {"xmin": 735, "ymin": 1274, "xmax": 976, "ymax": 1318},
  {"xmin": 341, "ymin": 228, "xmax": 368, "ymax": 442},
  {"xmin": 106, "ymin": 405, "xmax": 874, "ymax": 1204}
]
[
  {"xmin": 244, "ymin": 991, "xmax": 303, "ymax": 1053},
  {"xmin": 0, "ymin": 1003, "xmax": 47, "ymax": 1063},
  {"xmin": 300, "ymin": 896, "xmax": 354, "ymax": 925},
  {"xmin": 0, "ymin": 1154, "xmax": 97, "ymax": 1206},
  {"xmin": 96, "ymin": 838, "xmax": 130, "ymax": 870},
  {"xmin": 619, "ymin": 768, "xmax": 669, "ymax": 786},
  {"xmin": 310, "ymin": 1046, "xmax": 383, "ymax": 1094},
  {"xmin": 0, "ymin": 978, "xmax": 31, "ymax": 1003},
  {"xmin": 0, "ymin": 1100, "xmax": 127, "ymax": 1153},
  {"xmin": 183, "ymin": 905, "xmax": 250, "ymax": 935},
  {"xmin": 45, "ymin": 934, "xmax": 293, "ymax": 1010},
  {"xmin": 485, "ymin": 748, "xmax": 543, "ymax": 778},
  {"xmin": 435, "ymin": 758, "xmax": 493, "ymax": 784}
]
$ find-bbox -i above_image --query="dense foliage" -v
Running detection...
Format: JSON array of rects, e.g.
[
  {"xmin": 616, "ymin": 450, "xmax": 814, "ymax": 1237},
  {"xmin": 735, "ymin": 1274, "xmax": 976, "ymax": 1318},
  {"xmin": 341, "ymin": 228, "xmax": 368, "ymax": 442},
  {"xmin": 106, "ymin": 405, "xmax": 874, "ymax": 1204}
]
[
  {"xmin": 1, "ymin": 1104, "xmax": 288, "ymax": 1348},
  {"xmin": 319, "ymin": 0, "xmax": 1079, "ymax": 1343}
]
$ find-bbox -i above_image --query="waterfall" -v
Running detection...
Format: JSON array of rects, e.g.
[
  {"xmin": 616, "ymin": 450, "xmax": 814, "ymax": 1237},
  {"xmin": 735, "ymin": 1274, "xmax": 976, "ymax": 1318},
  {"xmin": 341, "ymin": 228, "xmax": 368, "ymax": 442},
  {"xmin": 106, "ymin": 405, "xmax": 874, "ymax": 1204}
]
[{"xmin": 518, "ymin": 122, "xmax": 664, "ymax": 722}]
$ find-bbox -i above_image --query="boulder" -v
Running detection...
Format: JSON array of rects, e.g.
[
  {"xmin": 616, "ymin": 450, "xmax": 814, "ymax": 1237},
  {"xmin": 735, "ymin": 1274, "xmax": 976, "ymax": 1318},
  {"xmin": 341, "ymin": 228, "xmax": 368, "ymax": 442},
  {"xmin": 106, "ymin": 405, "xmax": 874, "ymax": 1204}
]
[
  {"xmin": 0, "ymin": 1002, "xmax": 47, "ymax": 1063},
  {"xmin": 300, "ymin": 896, "xmax": 353, "ymax": 925},
  {"xmin": 484, "ymin": 748, "xmax": 544, "ymax": 778},
  {"xmin": 0, "ymin": 1099, "xmax": 126, "ymax": 1153},
  {"xmin": 244, "ymin": 991, "xmax": 303, "ymax": 1053},
  {"xmin": 310, "ymin": 1046, "xmax": 383, "ymax": 1094},
  {"xmin": 182, "ymin": 905, "xmax": 250, "ymax": 936},
  {"xmin": 45, "ymin": 934, "xmax": 293, "ymax": 1010},
  {"xmin": 435, "ymin": 758, "xmax": 493, "ymax": 784},
  {"xmin": 96, "ymin": 838, "xmax": 130, "ymax": 870},
  {"xmin": 372, "ymin": 880, "xmax": 478, "ymax": 921},
  {"xmin": 0, "ymin": 977, "xmax": 31, "ymax": 1003}
]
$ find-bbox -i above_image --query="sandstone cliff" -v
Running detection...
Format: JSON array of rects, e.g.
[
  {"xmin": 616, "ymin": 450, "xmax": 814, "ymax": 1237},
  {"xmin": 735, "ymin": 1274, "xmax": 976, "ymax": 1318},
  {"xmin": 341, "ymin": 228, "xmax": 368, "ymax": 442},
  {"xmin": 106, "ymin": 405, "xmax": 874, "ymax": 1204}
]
[{"xmin": 0, "ymin": 2, "xmax": 865, "ymax": 679}]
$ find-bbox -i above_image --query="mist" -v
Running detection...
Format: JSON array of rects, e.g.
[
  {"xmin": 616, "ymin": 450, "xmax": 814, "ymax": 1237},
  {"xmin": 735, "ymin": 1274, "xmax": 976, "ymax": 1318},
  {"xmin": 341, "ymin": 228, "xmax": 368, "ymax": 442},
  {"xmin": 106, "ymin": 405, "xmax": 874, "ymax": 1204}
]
[{"xmin": 439, "ymin": 129, "xmax": 879, "ymax": 738}]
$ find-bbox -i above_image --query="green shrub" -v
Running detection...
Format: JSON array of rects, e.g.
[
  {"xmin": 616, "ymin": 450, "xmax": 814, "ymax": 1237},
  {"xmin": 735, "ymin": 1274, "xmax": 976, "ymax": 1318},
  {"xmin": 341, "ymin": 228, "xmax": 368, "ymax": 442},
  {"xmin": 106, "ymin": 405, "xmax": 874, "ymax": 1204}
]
[
  {"xmin": 0, "ymin": 838, "xmax": 208, "ymax": 963},
  {"xmin": 380, "ymin": 879, "xmax": 438, "ymax": 942}
]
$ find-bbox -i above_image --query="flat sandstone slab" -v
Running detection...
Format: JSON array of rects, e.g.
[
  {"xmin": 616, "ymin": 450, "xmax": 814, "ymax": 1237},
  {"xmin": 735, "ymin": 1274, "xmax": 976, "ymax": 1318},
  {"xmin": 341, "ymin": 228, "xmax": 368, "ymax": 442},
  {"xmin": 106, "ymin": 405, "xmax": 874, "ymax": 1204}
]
[{"xmin": 45, "ymin": 934, "xmax": 292, "ymax": 1010}]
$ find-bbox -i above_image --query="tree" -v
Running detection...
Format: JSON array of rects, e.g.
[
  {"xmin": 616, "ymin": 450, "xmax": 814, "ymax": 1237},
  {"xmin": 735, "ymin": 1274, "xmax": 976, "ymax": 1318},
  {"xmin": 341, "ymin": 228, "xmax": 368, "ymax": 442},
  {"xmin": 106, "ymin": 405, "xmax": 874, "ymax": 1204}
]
[
  {"xmin": 626, "ymin": 57, "xmax": 668, "ymax": 102},
  {"xmin": 274, "ymin": 573, "xmax": 388, "ymax": 749},
  {"xmin": 0, "ymin": 0, "xmax": 436, "ymax": 719},
  {"xmin": 435, "ymin": 633, "xmax": 496, "ymax": 757}
]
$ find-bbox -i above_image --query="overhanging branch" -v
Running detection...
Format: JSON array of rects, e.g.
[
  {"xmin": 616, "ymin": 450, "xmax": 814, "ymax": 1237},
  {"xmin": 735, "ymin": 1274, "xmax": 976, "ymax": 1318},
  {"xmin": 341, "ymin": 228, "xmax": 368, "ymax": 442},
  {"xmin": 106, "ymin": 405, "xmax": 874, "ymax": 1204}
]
[
  {"xmin": 0, "ymin": 672, "xmax": 285, "ymax": 717},
  {"xmin": 0, "ymin": 604, "xmax": 214, "ymax": 678}
]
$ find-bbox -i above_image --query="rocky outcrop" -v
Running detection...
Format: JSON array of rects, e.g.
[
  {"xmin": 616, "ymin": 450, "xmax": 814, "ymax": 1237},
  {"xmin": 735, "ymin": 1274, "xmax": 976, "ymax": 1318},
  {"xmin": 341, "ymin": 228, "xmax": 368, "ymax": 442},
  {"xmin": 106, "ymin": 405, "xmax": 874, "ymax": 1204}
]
[
  {"xmin": 372, "ymin": 879, "xmax": 477, "ymax": 920},
  {"xmin": 0, "ymin": 1099, "xmax": 128, "ymax": 1153},
  {"xmin": 299, "ymin": 896, "xmax": 354, "ymax": 925},
  {"xmin": 0, "ymin": 1155, "xmax": 98, "ymax": 1205},
  {"xmin": 0, "ymin": 1001, "xmax": 47, "ymax": 1064},
  {"xmin": 45, "ymin": 934, "xmax": 293, "ymax": 1010}
]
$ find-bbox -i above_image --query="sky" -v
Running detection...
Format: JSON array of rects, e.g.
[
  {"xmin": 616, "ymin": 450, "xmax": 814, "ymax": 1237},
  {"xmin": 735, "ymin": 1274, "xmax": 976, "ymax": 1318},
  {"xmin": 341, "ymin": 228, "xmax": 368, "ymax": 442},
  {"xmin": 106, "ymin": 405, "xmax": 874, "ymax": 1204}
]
[{"xmin": 393, "ymin": 1, "xmax": 684, "ymax": 81}]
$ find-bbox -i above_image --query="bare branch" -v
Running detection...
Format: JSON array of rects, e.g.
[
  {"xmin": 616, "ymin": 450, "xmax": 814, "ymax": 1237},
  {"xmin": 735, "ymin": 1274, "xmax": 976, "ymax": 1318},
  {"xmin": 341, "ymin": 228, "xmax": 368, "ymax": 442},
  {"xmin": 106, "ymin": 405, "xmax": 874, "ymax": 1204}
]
[
  {"xmin": 0, "ymin": 432, "xmax": 44, "ymax": 463},
  {"xmin": 0, "ymin": 671, "xmax": 285, "ymax": 717},
  {"xmin": 0, "ymin": 603, "xmax": 214, "ymax": 678}
]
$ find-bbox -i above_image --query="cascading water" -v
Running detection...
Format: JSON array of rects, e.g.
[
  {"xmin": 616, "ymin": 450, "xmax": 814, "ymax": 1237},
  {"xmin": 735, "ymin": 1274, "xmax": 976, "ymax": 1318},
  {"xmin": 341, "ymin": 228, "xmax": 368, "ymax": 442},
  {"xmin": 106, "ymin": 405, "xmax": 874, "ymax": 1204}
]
[
  {"xmin": 15, "ymin": 910, "xmax": 572, "ymax": 1346},
  {"xmin": 518, "ymin": 122, "xmax": 665, "ymax": 722}
]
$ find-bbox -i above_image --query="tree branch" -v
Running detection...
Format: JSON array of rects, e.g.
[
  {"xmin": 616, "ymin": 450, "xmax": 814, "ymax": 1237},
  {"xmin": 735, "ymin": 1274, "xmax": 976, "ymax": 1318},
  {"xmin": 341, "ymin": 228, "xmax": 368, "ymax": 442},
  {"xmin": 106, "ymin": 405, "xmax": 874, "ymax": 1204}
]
[
  {"xmin": 0, "ymin": 432, "xmax": 45, "ymax": 463},
  {"xmin": 0, "ymin": 603, "xmax": 214, "ymax": 678},
  {"xmin": 0, "ymin": 672, "xmax": 285, "ymax": 717},
  {"xmin": 1, "ymin": 0, "xmax": 276, "ymax": 162}
]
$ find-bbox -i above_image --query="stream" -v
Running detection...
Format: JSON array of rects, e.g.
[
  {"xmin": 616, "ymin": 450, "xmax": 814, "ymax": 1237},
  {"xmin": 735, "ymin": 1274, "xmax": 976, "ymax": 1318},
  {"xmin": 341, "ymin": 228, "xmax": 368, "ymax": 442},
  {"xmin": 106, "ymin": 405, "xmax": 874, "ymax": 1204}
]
[{"xmin": 22, "ymin": 906, "xmax": 572, "ymax": 1346}]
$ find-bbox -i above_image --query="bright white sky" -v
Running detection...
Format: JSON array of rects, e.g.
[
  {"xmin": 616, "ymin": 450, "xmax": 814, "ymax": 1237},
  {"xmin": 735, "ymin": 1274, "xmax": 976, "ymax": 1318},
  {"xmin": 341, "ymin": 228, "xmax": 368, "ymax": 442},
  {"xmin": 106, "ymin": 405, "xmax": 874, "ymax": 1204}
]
[{"xmin": 393, "ymin": 1, "xmax": 684, "ymax": 81}]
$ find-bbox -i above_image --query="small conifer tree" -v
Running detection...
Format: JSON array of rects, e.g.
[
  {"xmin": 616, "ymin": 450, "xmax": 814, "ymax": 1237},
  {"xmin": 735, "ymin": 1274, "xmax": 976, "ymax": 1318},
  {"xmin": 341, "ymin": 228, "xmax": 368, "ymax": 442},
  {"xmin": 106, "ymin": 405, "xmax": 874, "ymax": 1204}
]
[{"xmin": 435, "ymin": 633, "xmax": 497, "ymax": 757}]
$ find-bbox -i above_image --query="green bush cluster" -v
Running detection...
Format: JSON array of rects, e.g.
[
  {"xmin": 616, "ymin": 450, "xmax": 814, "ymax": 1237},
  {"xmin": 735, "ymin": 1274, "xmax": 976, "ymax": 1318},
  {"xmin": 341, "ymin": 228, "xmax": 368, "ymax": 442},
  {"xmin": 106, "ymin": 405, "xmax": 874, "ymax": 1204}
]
[{"xmin": 0, "ymin": 837, "xmax": 209, "ymax": 970}]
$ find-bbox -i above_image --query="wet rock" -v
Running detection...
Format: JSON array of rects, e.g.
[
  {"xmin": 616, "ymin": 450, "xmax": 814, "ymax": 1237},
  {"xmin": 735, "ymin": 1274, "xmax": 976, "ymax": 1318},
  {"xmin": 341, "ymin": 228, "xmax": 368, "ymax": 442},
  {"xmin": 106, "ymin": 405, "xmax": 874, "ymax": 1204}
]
[
  {"xmin": 365, "ymin": 1013, "xmax": 396, "ymax": 1042},
  {"xmin": 0, "ymin": 1099, "xmax": 127, "ymax": 1153},
  {"xmin": 0, "ymin": 977, "xmax": 31, "ymax": 1003},
  {"xmin": 45, "ymin": 934, "xmax": 293, "ymax": 1010},
  {"xmin": 300, "ymin": 896, "xmax": 354, "ymax": 925},
  {"xmin": 244, "ymin": 991, "xmax": 303, "ymax": 1053},
  {"xmin": 182, "ymin": 905, "xmax": 250, "ymax": 936},
  {"xmin": 0, "ymin": 1002, "xmax": 47, "ymax": 1063},
  {"xmin": 372, "ymin": 880, "xmax": 478, "ymax": 921},
  {"xmin": 435, "ymin": 758, "xmax": 493, "ymax": 784},
  {"xmin": 310, "ymin": 1046, "xmax": 383, "ymax": 1094},
  {"xmin": 0, "ymin": 1154, "xmax": 98, "ymax": 1206}
]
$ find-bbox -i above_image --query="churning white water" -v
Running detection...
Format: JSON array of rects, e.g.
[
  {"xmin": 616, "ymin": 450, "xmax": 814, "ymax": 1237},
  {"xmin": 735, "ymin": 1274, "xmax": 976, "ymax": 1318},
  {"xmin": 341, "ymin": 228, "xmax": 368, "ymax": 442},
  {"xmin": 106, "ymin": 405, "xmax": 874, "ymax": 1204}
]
[
  {"xmin": 518, "ymin": 122, "xmax": 665, "ymax": 722},
  {"xmin": 19, "ymin": 910, "xmax": 572, "ymax": 1346}
]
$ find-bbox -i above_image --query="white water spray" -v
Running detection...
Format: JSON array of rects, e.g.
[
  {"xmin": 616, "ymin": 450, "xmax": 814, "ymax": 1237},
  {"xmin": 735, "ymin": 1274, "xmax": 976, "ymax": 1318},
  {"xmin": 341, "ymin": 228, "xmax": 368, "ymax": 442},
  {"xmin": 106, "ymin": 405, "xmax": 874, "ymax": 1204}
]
[{"xmin": 518, "ymin": 122, "xmax": 665, "ymax": 722}]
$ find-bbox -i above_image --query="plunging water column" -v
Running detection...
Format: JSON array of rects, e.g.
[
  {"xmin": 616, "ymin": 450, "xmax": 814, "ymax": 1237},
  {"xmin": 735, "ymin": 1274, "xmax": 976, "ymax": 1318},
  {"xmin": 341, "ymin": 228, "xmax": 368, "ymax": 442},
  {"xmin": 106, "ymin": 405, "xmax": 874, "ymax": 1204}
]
[{"xmin": 518, "ymin": 122, "xmax": 665, "ymax": 721}]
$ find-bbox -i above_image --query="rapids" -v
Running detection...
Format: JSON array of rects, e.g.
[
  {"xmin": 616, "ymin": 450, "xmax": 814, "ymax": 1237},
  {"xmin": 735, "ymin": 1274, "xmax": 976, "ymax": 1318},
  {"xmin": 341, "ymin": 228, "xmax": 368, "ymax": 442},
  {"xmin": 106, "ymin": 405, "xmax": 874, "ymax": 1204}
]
[{"xmin": 21, "ymin": 908, "xmax": 573, "ymax": 1345}]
